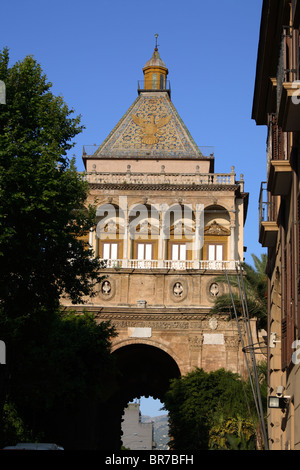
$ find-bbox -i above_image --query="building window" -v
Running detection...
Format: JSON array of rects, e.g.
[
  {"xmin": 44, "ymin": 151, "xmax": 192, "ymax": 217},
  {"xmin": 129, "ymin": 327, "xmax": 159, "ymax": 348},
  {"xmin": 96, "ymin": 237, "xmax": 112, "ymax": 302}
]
[
  {"xmin": 102, "ymin": 242, "xmax": 119, "ymax": 259},
  {"xmin": 152, "ymin": 73, "xmax": 157, "ymax": 89},
  {"xmin": 207, "ymin": 243, "xmax": 224, "ymax": 261},
  {"xmin": 136, "ymin": 242, "xmax": 153, "ymax": 260},
  {"xmin": 171, "ymin": 243, "xmax": 187, "ymax": 261},
  {"xmin": 160, "ymin": 74, "xmax": 165, "ymax": 89}
]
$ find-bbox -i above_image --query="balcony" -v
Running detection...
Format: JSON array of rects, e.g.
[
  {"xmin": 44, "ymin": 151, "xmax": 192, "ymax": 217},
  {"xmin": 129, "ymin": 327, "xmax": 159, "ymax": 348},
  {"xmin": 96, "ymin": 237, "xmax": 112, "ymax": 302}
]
[
  {"xmin": 80, "ymin": 169, "xmax": 235, "ymax": 187},
  {"xmin": 277, "ymin": 26, "xmax": 300, "ymax": 131},
  {"xmin": 293, "ymin": 0, "xmax": 300, "ymax": 28},
  {"xmin": 137, "ymin": 79, "xmax": 171, "ymax": 96},
  {"xmin": 267, "ymin": 159, "xmax": 292, "ymax": 195},
  {"xmin": 259, "ymin": 182, "xmax": 278, "ymax": 248},
  {"xmin": 99, "ymin": 258, "xmax": 237, "ymax": 271},
  {"xmin": 278, "ymin": 81, "xmax": 300, "ymax": 131}
]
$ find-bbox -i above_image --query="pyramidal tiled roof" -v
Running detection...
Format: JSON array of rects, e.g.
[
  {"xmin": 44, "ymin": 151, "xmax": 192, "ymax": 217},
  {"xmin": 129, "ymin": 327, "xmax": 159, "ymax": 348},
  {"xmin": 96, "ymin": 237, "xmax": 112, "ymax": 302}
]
[{"xmin": 92, "ymin": 92, "xmax": 203, "ymax": 160}]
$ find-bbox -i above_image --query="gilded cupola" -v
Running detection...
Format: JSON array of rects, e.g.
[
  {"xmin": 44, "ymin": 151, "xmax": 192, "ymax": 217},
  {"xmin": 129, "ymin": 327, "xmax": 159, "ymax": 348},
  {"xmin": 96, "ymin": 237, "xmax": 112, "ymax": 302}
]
[{"xmin": 142, "ymin": 34, "xmax": 168, "ymax": 91}]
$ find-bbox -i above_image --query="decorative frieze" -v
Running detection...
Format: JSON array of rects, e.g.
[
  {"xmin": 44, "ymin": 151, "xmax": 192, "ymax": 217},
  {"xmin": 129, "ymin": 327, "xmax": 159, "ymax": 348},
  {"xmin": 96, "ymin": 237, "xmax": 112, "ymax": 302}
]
[
  {"xmin": 224, "ymin": 335, "xmax": 240, "ymax": 351},
  {"xmin": 188, "ymin": 335, "xmax": 204, "ymax": 350},
  {"xmin": 106, "ymin": 319, "xmax": 190, "ymax": 330}
]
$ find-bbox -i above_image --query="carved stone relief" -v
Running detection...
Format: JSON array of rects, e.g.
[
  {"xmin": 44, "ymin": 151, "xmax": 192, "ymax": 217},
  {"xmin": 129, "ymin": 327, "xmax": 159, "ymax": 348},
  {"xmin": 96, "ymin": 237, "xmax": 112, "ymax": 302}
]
[
  {"xmin": 209, "ymin": 317, "xmax": 218, "ymax": 330},
  {"xmin": 204, "ymin": 220, "xmax": 230, "ymax": 236},
  {"xmin": 170, "ymin": 278, "xmax": 188, "ymax": 302},
  {"xmin": 207, "ymin": 280, "xmax": 224, "ymax": 302},
  {"xmin": 224, "ymin": 336, "xmax": 240, "ymax": 351},
  {"xmin": 99, "ymin": 277, "xmax": 116, "ymax": 300},
  {"xmin": 173, "ymin": 282, "xmax": 183, "ymax": 297},
  {"xmin": 209, "ymin": 283, "xmax": 220, "ymax": 297},
  {"xmin": 188, "ymin": 335, "xmax": 204, "ymax": 350}
]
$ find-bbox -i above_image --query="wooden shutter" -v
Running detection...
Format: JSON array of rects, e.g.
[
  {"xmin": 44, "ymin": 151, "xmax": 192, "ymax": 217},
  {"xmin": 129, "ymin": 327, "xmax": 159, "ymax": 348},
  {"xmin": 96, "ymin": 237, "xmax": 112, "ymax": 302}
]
[{"xmin": 271, "ymin": 115, "xmax": 284, "ymax": 160}]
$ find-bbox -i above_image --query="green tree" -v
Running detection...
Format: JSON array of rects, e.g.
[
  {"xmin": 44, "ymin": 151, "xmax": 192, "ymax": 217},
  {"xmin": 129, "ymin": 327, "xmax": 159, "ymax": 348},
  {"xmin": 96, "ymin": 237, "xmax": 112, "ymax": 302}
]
[
  {"xmin": 209, "ymin": 414, "xmax": 256, "ymax": 450},
  {"xmin": 163, "ymin": 368, "xmax": 252, "ymax": 450},
  {"xmin": 0, "ymin": 49, "xmax": 116, "ymax": 447},
  {"xmin": 211, "ymin": 253, "xmax": 268, "ymax": 329},
  {"xmin": 0, "ymin": 48, "xmax": 102, "ymax": 321},
  {"xmin": 0, "ymin": 309, "xmax": 117, "ymax": 448}
]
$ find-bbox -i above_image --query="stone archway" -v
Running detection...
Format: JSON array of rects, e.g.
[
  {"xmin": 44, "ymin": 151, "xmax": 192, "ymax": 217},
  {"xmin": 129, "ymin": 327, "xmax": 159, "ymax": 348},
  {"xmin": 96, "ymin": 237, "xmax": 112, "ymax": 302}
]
[
  {"xmin": 111, "ymin": 338, "xmax": 186, "ymax": 375},
  {"xmin": 114, "ymin": 343, "xmax": 181, "ymax": 400},
  {"xmin": 98, "ymin": 343, "xmax": 181, "ymax": 449}
]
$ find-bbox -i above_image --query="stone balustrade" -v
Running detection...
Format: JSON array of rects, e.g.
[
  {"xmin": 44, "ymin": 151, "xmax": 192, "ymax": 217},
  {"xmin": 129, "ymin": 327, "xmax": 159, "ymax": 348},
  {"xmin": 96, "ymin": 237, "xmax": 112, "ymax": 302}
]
[
  {"xmin": 100, "ymin": 259, "xmax": 237, "ymax": 271},
  {"xmin": 80, "ymin": 171, "xmax": 236, "ymax": 186}
]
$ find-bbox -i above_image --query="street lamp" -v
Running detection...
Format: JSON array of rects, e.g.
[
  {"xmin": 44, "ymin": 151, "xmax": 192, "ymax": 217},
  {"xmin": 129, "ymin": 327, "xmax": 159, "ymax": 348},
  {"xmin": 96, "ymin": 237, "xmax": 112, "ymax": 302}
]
[{"xmin": 268, "ymin": 396, "xmax": 291, "ymax": 409}]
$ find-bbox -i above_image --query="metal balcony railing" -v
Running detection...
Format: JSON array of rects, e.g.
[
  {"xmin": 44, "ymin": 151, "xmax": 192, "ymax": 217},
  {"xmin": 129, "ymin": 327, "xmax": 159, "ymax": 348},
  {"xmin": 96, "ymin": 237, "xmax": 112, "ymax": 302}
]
[
  {"xmin": 277, "ymin": 25, "xmax": 300, "ymax": 113},
  {"xmin": 258, "ymin": 182, "xmax": 279, "ymax": 247},
  {"xmin": 259, "ymin": 182, "xmax": 275, "ymax": 225},
  {"xmin": 137, "ymin": 80, "xmax": 171, "ymax": 93},
  {"xmin": 259, "ymin": 182, "xmax": 268, "ymax": 223}
]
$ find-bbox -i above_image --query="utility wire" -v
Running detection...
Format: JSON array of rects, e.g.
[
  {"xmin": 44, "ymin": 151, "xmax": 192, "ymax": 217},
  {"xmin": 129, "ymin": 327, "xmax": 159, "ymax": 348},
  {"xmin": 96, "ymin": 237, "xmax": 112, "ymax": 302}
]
[
  {"xmin": 236, "ymin": 262, "xmax": 268, "ymax": 450},
  {"xmin": 224, "ymin": 264, "xmax": 269, "ymax": 450}
]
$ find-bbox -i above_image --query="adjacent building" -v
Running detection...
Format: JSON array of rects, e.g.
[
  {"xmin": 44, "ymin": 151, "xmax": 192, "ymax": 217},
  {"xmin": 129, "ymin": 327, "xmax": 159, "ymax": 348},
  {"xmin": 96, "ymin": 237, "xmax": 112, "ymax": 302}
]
[
  {"xmin": 121, "ymin": 403, "xmax": 155, "ymax": 450},
  {"xmin": 253, "ymin": 0, "xmax": 300, "ymax": 450}
]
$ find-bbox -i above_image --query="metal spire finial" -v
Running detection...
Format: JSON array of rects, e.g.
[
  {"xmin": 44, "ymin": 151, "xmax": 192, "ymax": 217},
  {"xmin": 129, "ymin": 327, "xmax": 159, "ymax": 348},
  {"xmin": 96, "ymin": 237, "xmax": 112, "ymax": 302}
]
[{"xmin": 154, "ymin": 33, "xmax": 159, "ymax": 50}]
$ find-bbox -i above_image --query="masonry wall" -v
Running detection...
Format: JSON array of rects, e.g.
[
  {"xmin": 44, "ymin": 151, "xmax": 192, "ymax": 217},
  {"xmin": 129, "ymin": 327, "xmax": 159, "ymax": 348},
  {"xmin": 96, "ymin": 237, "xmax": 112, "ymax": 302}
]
[{"xmin": 121, "ymin": 403, "xmax": 154, "ymax": 450}]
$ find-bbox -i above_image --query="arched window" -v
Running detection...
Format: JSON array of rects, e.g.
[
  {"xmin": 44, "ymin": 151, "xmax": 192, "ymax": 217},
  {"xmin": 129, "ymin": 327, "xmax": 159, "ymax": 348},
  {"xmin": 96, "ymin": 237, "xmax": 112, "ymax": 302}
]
[
  {"xmin": 152, "ymin": 73, "xmax": 157, "ymax": 89},
  {"xmin": 160, "ymin": 74, "xmax": 165, "ymax": 89}
]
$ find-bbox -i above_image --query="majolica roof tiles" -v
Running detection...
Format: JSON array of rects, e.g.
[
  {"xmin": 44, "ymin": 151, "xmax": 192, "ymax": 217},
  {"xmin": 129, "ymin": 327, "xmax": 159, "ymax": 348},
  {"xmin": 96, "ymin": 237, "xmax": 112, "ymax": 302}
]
[{"xmin": 93, "ymin": 92, "xmax": 203, "ymax": 159}]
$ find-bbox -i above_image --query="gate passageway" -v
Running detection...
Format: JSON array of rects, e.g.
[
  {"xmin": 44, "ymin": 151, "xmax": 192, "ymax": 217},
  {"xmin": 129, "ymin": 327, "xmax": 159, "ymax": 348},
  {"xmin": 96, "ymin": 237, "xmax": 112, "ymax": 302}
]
[{"xmin": 99, "ymin": 343, "xmax": 181, "ymax": 449}]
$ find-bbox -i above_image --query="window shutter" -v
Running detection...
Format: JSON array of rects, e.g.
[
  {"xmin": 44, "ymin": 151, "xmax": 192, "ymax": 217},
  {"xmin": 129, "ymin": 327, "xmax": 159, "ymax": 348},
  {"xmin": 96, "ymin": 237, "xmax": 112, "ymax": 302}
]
[{"xmin": 271, "ymin": 115, "xmax": 284, "ymax": 160}]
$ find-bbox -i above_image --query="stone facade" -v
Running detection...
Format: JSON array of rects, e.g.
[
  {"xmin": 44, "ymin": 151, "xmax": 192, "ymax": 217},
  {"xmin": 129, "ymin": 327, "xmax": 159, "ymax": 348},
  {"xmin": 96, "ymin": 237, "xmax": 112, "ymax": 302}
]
[
  {"xmin": 62, "ymin": 46, "xmax": 257, "ymax": 437},
  {"xmin": 121, "ymin": 403, "xmax": 154, "ymax": 450}
]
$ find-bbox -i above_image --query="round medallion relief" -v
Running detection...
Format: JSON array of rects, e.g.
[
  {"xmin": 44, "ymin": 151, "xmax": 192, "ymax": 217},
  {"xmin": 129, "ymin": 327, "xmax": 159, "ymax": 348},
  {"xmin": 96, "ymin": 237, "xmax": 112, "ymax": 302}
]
[
  {"xmin": 170, "ymin": 278, "xmax": 188, "ymax": 302},
  {"xmin": 101, "ymin": 280, "xmax": 111, "ymax": 295},
  {"xmin": 173, "ymin": 282, "xmax": 183, "ymax": 297},
  {"xmin": 209, "ymin": 317, "xmax": 218, "ymax": 330},
  {"xmin": 210, "ymin": 283, "xmax": 220, "ymax": 297},
  {"xmin": 99, "ymin": 277, "xmax": 116, "ymax": 300},
  {"xmin": 206, "ymin": 281, "xmax": 224, "ymax": 302}
]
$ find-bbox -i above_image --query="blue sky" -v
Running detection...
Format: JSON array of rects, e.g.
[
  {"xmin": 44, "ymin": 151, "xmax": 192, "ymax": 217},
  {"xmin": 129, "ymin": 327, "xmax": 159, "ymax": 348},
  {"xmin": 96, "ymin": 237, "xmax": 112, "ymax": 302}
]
[{"xmin": 2, "ymin": 0, "xmax": 265, "ymax": 416}]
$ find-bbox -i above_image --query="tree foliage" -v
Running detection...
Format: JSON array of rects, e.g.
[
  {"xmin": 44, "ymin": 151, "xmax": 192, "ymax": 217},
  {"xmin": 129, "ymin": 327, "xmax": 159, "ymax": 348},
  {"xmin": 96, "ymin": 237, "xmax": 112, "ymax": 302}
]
[
  {"xmin": 211, "ymin": 253, "xmax": 268, "ymax": 329},
  {"xmin": 163, "ymin": 368, "xmax": 256, "ymax": 450},
  {"xmin": 0, "ymin": 309, "xmax": 117, "ymax": 448},
  {"xmin": 209, "ymin": 415, "xmax": 256, "ymax": 450},
  {"xmin": 0, "ymin": 47, "xmax": 102, "ymax": 320},
  {"xmin": 0, "ymin": 49, "xmax": 117, "ymax": 448}
]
